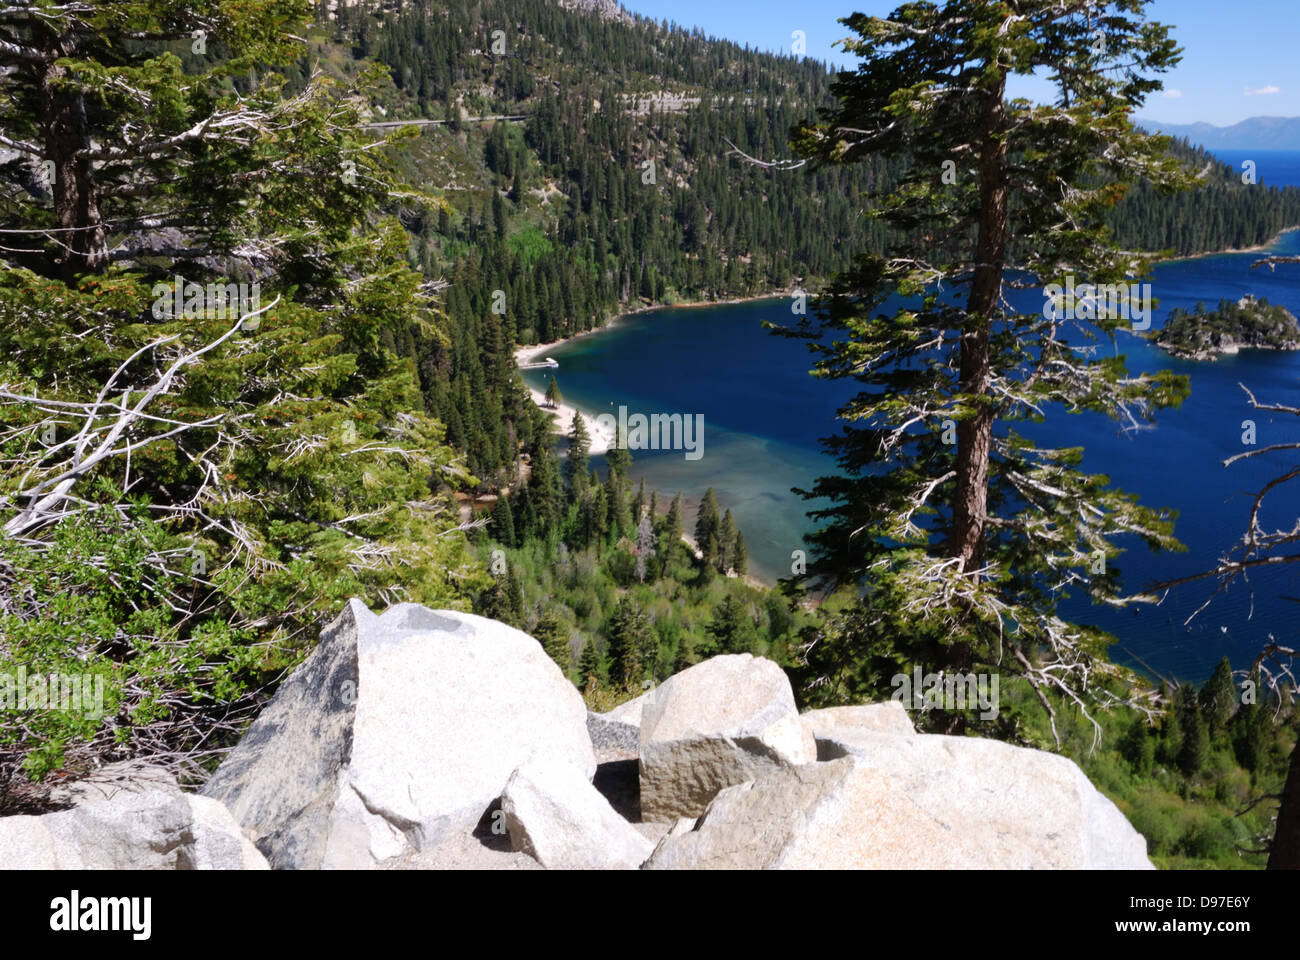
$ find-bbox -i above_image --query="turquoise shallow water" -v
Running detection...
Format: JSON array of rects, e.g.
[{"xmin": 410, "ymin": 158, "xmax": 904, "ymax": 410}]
[{"xmin": 523, "ymin": 230, "xmax": 1300, "ymax": 684}]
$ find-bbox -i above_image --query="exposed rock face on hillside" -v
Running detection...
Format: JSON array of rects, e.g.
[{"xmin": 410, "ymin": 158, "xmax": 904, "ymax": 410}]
[
  {"xmin": 554, "ymin": 0, "xmax": 632, "ymax": 25},
  {"xmin": 1, "ymin": 601, "xmax": 1154, "ymax": 870}
]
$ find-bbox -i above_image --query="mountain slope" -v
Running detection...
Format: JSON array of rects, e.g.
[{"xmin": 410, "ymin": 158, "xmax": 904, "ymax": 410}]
[{"xmin": 1136, "ymin": 115, "xmax": 1300, "ymax": 149}]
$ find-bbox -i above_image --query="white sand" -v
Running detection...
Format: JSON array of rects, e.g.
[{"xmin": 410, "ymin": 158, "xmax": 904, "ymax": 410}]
[
  {"xmin": 527, "ymin": 388, "xmax": 616, "ymax": 456},
  {"xmin": 516, "ymin": 332, "xmax": 618, "ymax": 456}
]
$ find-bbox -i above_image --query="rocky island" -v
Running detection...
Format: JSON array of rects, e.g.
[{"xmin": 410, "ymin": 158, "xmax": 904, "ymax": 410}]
[{"xmin": 1151, "ymin": 295, "xmax": 1300, "ymax": 360}]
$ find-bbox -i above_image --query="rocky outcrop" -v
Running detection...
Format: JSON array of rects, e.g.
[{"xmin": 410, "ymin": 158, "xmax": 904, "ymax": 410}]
[
  {"xmin": 0, "ymin": 787, "xmax": 267, "ymax": 870},
  {"xmin": 1, "ymin": 601, "xmax": 1153, "ymax": 870},
  {"xmin": 638, "ymin": 654, "xmax": 817, "ymax": 822},
  {"xmin": 586, "ymin": 688, "xmax": 656, "ymax": 762},
  {"xmin": 644, "ymin": 757, "xmax": 977, "ymax": 869},
  {"xmin": 815, "ymin": 728, "xmax": 1151, "ymax": 868},
  {"xmin": 647, "ymin": 732, "xmax": 1153, "ymax": 870},
  {"xmin": 501, "ymin": 759, "xmax": 652, "ymax": 869},
  {"xmin": 801, "ymin": 702, "xmax": 915, "ymax": 759},
  {"xmin": 200, "ymin": 600, "xmax": 595, "ymax": 869}
]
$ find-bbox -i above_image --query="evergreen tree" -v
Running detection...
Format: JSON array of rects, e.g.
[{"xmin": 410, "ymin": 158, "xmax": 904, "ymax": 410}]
[
  {"xmin": 718, "ymin": 509, "xmax": 737, "ymax": 573},
  {"xmin": 781, "ymin": 0, "xmax": 1191, "ymax": 733},
  {"xmin": 733, "ymin": 532, "xmax": 748, "ymax": 577},
  {"xmin": 606, "ymin": 473, "xmax": 631, "ymax": 540},
  {"xmin": 634, "ymin": 478, "xmax": 647, "ymax": 523},
  {"xmin": 1231, "ymin": 669, "xmax": 1270, "ymax": 774},
  {"xmin": 576, "ymin": 637, "xmax": 606, "ymax": 691},
  {"xmin": 1200, "ymin": 657, "xmax": 1237, "ymax": 734},
  {"xmin": 545, "ymin": 375, "xmax": 562, "ymax": 408},
  {"xmin": 526, "ymin": 445, "xmax": 563, "ymax": 535},
  {"xmin": 533, "ymin": 611, "xmax": 572, "ymax": 677},
  {"xmin": 490, "ymin": 495, "xmax": 516, "ymax": 548},
  {"xmin": 506, "ymin": 569, "xmax": 525, "ymax": 626},
  {"xmin": 1176, "ymin": 686, "xmax": 1211, "ymax": 778},
  {"xmin": 695, "ymin": 487, "xmax": 720, "ymax": 552},
  {"xmin": 1158, "ymin": 685, "xmax": 1185, "ymax": 769},
  {"xmin": 706, "ymin": 595, "xmax": 754, "ymax": 655},
  {"xmin": 606, "ymin": 598, "xmax": 649, "ymax": 688},
  {"xmin": 703, "ymin": 533, "xmax": 721, "ymax": 577},
  {"xmin": 605, "ymin": 432, "xmax": 632, "ymax": 479},
  {"xmin": 564, "ymin": 413, "xmax": 590, "ymax": 499},
  {"xmin": 666, "ymin": 492, "xmax": 685, "ymax": 544},
  {"xmin": 1119, "ymin": 716, "xmax": 1156, "ymax": 777}
]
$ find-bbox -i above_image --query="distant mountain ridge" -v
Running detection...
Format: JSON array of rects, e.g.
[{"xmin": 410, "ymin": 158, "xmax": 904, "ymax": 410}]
[{"xmin": 1135, "ymin": 115, "xmax": 1300, "ymax": 150}]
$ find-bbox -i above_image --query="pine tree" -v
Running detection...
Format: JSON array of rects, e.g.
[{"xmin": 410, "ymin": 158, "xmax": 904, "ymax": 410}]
[
  {"xmin": 605, "ymin": 433, "xmax": 632, "ymax": 480},
  {"xmin": 506, "ymin": 568, "xmax": 525, "ymax": 626},
  {"xmin": 706, "ymin": 595, "xmax": 753, "ymax": 655},
  {"xmin": 606, "ymin": 473, "xmax": 631, "ymax": 540},
  {"xmin": 527, "ymin": 445, "xmax": 563, "ymax": 535},
  {"xmin": 666, "ymin": 492, "xmax": 684, "ymax": 544},
  {"xmin": 1158, "ymin": 685, "xmax": 1184, "ymax": 769},
  {"xmin": 544, "ymin": 375, "xmax": 562, "ymax": 408},
  {"xmin": 1119, "ymin": 716, "xmax": 1156, "ymax": 777},
  {"xmin": 533, "ymin": 611, "xmax": 572, "ymax": 677},
  {"xmin": 606, "ymin": 598, "xmax": 649, "ymax": 689},
  {"xmin": 490, "ymin": 495, "xmax": 516, "ymax": 548},
  {"xmin": 577, "ymin": 637, "xmax": 606, "ymax": 692},
  {"xmin": 1176, "ymin": 686, "xmax": 1210, "ymax": 777},
  {"xmin": 634, "ymin": 478, "xmax": 647, "ymax": 523},
  {"xmin": 718, "ymin": 509, "xmax": 737, "ymax": 573},
  {"xmin": 703, "ymin": 533, "xmax": 721, "ymax": 577},
  {"xmin": 733, "ymin": 532, "xmax": 748, "ymax": 577},
  {"xmin": 564, "ymin": 413, "xmax": 590, "ymax": 499},
  {"xmin": 695, "ymin": 488, "xmax": 720, "ymax": 553},
  {"xmin": 781, "ymin": 1, "xmax": 1192, "ymax": 733},
  {"xmin": 1199, "ymin": 657, "xmax": 1237, "ymax": 734}
]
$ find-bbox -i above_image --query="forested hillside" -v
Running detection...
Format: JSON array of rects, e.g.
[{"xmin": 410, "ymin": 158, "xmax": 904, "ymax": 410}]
[
  {"xmin": 1, "ymin": 0, "xmax": 1295, "ymax": 869},
  {"xmin": 314, "ymin": 0, "xmax": 1300, "ymax": 487}
]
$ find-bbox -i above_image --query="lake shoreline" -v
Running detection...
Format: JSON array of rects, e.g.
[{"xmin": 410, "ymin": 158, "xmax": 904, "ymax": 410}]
[
  {"xmin": 514, "ymin": 291, "xmax": 790, "ymax": 465},
  {"xmin": 1153, "ymin": 225, "xmax": 1300, "ymax": 265},
  {"xmin": 513, "ymin": 290, "xmax": 789, "ymax": 366}
]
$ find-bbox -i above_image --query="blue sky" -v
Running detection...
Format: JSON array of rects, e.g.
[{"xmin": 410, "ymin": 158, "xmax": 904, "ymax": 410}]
[{"xmin": 624, "ymin": 0, "xmax": 1299, "ymax": 126}]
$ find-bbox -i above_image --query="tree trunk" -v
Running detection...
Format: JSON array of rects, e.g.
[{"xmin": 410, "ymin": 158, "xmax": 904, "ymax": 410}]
[
  {"xmin": 951, "ymin": 84, "xmax": 1008, "ymax": 573},
  {"xmin": 41, "ymin": 57, "xmax": 106, "ymax": 281},
  {"xmin": 1268, "ymin": 737, "xmax": 1300, "ymax": 869}
]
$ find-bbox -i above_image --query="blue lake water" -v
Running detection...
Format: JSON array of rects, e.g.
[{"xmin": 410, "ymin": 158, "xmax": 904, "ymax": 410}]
[
  {"xmin": 1207, "ymin": 149, "xmax": 1300, "ymax": 189},
  {"xmin": 524, "ymin": 229, "xmax": 1300, "ymax": 686}
]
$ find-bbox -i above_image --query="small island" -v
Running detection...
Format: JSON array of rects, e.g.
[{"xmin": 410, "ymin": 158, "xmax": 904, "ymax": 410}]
[{"xmin": 1151, "ymin": 295, "xmax": 1300, "ymax": 360}]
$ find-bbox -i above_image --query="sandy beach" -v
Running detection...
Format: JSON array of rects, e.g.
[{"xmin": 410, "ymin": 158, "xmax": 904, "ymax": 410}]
[
  {"xmin": 515, "ymin": 323, "xmax": 622, "ymax": 456},
  {"xmin": 516, "ymin": 330, "xmax": 618, "ymax": 454},
  {"xmin": 525, "ymin": 387, "xmax": 616, "ymax": 455}
]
